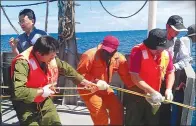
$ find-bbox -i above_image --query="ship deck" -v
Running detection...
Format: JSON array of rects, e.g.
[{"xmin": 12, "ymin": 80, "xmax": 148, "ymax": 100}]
[{"xmin": 1, "ymin": 99, "xmax": 93, "ymax": 125}]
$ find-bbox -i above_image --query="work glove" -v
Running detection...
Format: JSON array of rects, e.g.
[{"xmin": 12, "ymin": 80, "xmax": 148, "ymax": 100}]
[
  {"xmin": 165, "ymin": 89, "xmax": 173, "ymax": 101},
  {"xmin": 150, "ymin": 91, "xmax": 165, "ymax": 103},
  {"xmin": 145, "ymin": 94, "xmax": 161, "ymax": 115},
  {"xmin": 42, "ymin": 84, "xmax": 55, "ymax": 97},
  {"xmin": 96, "ymin": 80, "xmax": 110, "ymax": 90}
]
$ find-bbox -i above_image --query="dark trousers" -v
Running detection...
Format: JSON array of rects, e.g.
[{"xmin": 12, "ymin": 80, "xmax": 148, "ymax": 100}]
[
  {"xmin": 171, "ymin": 89, "xmax": 184, "ymax": 126},
  {"xmin": 159, "ymin": 82, "xmax": 171, "ymax": 126},
  {"xmin": 124, "ymin": 86, "xmax": 160, "ymax": 126},
  {"xmin": 171, "ymin": 69, "xmax": 186, "ymax": 126},
  {"xmin": 159, "ymin": 69, "xmax": 186, "ymax": 126}
]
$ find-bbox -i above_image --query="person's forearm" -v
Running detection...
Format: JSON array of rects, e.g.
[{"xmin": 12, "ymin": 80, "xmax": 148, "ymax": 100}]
[
  {"xmin": 174, "ymin": 57, "xmax": 192, "ymax": 71},
  {"xmin": 11, "ymin": 47, "xmax": 19, "ymax": 55},
  {"xmin": 14, "ymin": 86, "xmax": 40, "ymax": 103},
  {"xmin": 166, "ymin": 72, "xmax": 175, "ymax": 89},
  {"xmin": 131, "ymin": 73, "xmax": 155, "ymax": 94},
  {"xmin": 80, "ymin": 78, "xmax": 92, "ymax": 85}
]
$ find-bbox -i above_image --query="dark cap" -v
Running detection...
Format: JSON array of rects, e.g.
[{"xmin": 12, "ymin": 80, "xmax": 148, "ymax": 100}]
[
  {"xmin": 167, "ymin": 15, "xmax": 187, "ymax": 32},
  {"xmin": 144, "ymin": 28, "xmax": 174, "ymax": 50},
  {"xmin": 187, "ymin": 24, "xmax": 196, "ymax": 37},
  {"xmin": 101, "ymin": 36, "xmax": 119, "ymax": 53}
]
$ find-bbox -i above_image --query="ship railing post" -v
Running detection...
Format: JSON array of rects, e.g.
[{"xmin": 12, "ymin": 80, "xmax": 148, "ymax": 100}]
[
  {"xmin": 147, "ymin": 1, "xmax": 157, "ymax": 36},
  {"xmin": 181, "ymin": 65, "xmax": 195, "ymax": 125}
]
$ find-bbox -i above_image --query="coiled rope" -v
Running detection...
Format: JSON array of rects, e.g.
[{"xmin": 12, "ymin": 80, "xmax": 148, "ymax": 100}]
[{"xmin": 58, "ymin": 0, "xmax": 75, "ymax": 42}]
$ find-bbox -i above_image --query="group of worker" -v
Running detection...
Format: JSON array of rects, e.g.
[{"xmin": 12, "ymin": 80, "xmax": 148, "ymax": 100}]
[{"xmin": 8, "ymin": 9, "xmax": 195, "ymax": 125}]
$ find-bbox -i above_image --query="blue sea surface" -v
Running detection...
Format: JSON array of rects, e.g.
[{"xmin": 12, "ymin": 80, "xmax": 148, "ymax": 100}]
[
  {"xmin": 1, "ymin": 30, "xmax": 188, "ymax": 54},
  {"xmin": 1, "ymin": 30, "xmax": 195, "ymax": 124},
  {"xmin": 1, "ymin": 30, "xmax": 147, "ymax": 54}
]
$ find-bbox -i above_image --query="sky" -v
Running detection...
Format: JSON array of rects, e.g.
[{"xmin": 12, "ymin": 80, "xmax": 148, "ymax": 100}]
[{"xmin": 1, "ymin": 1, "xmax": 195, "ymax": 35}]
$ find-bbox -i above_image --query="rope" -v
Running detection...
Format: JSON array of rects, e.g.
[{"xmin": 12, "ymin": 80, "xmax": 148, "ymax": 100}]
[
  {"xmin": 1, "ymin": 85, "xmax": 195, "ymax": 110},
  {"xmin": 1, "ymin": 93, "xmax": 93, "ymax": 98},
  {"xmin": 110, "ymin": 86, "xmax": 196, "ymax": 110},
  {"xmin": 99, "ymin": 0, "xmax": 148, "ymax": 18},
  {"xmin": 52, "ymin": 92, "xmax": 93, "ymax": 97},
  {"xmin": 0, "ymin": 6, "xmax": 19, "ymax": 35},
  {"xmin": 0, "ymin": 86, "xmax": 9, "ymax": 89},
  {"xmin": 59, "ymin": 0, "xmax": 75, "ymax": 42},
  {"xmin": 0, "ymin": 86, "xmax": 88, "ymax": 90},
  {"xmin": 0, "ymin": 86, "xmax": 94, "ymax": 97},
  {"xmin": 45, "ymin": 0, "xmax": 49, "ymax": 32},
  {"xmin": 0, "ymin": 0, "xmax": 57, "ymax": 8}
]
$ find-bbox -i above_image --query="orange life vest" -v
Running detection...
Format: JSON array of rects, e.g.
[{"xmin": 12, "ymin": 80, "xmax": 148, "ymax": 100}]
[
  {"xmin": 11, "ymin": 47, "xmax": 58, "ymax": 103},
  {"xmin": 131, "ymin": 43, "xmax": 169, "ymax": 91}
]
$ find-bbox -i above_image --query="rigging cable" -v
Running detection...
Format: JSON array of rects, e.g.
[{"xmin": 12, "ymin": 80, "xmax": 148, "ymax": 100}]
[
  {"xmin": 0, "ymin": 0, "xmax": 57, "ymax": 8},
  {"xmin": 0, "ymin": 6, "xmax": 19, "ymax": 35},
  {"xmin": 99, "ymin": 0, "xmax": 148, "ymax": 18}
]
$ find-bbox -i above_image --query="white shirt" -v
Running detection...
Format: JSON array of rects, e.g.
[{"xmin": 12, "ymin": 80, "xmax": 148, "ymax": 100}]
[{"xmin": 168, "ymin": 37, "xmax": 192, "ymax": 71}]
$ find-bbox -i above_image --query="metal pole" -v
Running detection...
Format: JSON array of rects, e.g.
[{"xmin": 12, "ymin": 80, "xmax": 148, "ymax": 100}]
[
  {"xmin": 58, "ymin": 0, "xmax": 77, "ymax": 105},
  {"xmin": 147, "ymin": 0, "xmax": 157, "ymax": 36},
  {"xmin": 45, "ymin": 0, "xmax": 49, "ymax": 32},
  {"xmin": 57, "ymin": 0, "xmax": 68, "ymax": 104},
  {"xmin": 65, "ymin": 0, "xmax": 78, "ymax": 105}
]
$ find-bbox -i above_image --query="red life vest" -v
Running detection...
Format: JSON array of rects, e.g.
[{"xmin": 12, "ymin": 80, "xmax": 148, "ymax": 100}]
[
  {"xmin": 131, "ymin": 43, "xmax": 169, "ymax": 91},
  {"xmin": 11, "ymin": 47, "xmax": 58, "ymax": 103}
]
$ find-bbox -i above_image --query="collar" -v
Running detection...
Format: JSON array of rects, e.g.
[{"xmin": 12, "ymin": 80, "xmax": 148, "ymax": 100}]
[
  {"xmin": 95, "ymin": 47, "xmax": 119, "ymax": 64},
  {"xmin": 25, "ymin": 27, "xmax": 36, "ymax": 36}
]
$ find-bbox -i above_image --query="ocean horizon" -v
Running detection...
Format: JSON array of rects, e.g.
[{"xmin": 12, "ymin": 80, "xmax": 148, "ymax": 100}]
[
  {"xmin": 1, "ymin": 30, "xmax": 186, "ymax": 54},
  {"xmin": 1, "ymin": 30, "xmax": 148, "ymax": 53},
  {"xmin": 1, "ymin": 29, "xmax": 147, "ymax": 35}
]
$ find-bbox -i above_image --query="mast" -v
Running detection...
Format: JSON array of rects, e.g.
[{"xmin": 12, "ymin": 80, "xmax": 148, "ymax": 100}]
[
  {"xmin": 147, "ymin": 1, "xmax": 157, "ymax": 35},
  {"xmin": 58, "ymin": 0, "xmax": 77, "ymax": 105}
]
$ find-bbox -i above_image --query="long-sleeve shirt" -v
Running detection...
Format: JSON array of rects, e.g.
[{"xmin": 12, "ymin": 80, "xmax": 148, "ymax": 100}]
[
  {"xmin": 17, "ymin": 27, "xmax": 47, "ymax": 53},
  {"xmin": 183, "ymin": 37, "xmax": 196, "ymax": 71},
  {"xmin": 77, "ymin": 47, "xmax": 133, "ymax": 89},
  {"xmin": 168, "ymin": 37, "xmax": 192, "ymax": 71},
  {"xmin": 12, "ymin": 57, "xmax": 84, "ymax": 103}
]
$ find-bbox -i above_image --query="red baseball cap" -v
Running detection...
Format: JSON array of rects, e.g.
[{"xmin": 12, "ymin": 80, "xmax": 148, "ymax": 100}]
[{"xmin": 101, "ymin": 36, "xmax": 119, "ymax": 53}]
